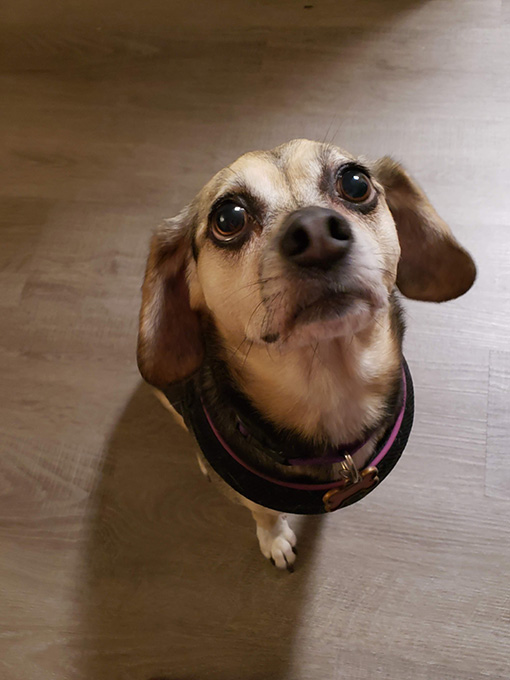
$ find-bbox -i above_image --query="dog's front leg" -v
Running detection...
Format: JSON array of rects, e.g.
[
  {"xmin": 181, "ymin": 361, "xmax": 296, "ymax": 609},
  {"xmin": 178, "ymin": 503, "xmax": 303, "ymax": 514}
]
[{"xmin": 250, "ymin": 507, "xmax": 297, "ymax": 571}]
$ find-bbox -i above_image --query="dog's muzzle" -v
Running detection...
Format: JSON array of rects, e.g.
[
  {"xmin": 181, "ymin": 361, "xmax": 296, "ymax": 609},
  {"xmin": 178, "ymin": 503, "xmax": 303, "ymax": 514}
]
[{"xmin": 279, "ymin": 206, "xmax": 353, "ymax": 271}]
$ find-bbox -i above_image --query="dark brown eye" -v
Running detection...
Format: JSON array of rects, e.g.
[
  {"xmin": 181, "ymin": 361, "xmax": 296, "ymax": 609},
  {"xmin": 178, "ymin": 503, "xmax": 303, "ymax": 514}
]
[
  {"xmin": 211, "ymin": 202, "xmax": 248, "ymax": 241},
  {"xmin": 336, "ymin": 168, "xmax": 372, "ymax": 203}
]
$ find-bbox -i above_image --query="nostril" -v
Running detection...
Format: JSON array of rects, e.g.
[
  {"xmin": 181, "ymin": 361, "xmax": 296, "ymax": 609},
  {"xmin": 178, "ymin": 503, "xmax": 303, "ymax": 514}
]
[
  {"xmin": 279, "ymin": 207, "xmax": 352, "ymax": 268},
  {"xmin": 328, "ymin": 215, "xmax": 350, "ymax": 241},
  {"xmin": 286, "ymin": 225, "xmax": 310, "ymax": 257}
]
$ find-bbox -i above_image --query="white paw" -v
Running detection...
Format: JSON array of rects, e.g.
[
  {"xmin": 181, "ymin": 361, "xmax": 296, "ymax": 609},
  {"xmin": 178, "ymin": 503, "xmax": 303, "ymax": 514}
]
[{"xmin": 256, "ymin": 516, "xmax": 297, "ymax": 571}]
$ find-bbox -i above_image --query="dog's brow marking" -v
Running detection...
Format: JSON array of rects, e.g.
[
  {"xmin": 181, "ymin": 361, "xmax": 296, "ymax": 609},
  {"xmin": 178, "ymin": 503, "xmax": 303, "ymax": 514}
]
[
  {"xmin": 210, "ymin": 185, "xmax": 266, "ymax": 218},
  {"xmin": 229, "ymin": 156, "xmax": 288, "ymax": 211}
]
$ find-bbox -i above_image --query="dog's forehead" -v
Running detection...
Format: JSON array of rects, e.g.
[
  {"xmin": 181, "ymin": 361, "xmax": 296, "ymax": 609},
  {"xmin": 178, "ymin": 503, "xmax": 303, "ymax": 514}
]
[
  {"xmin": 229, "ymin": 152, "xmax": 289, "ymax": 205},
  {"xmin": 200, "ymin": 139, "xmax": 354, "ymax": 210}
]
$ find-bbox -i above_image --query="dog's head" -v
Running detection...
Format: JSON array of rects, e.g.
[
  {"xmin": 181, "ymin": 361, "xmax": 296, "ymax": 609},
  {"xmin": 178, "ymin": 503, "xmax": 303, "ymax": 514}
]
[{"xmin": 138, "ymin": 139, "xmax": 476, "ymax": 388}]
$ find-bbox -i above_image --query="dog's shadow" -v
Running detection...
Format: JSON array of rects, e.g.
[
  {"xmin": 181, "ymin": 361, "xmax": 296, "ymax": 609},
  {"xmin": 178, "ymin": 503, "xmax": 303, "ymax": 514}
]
[{"xmin": 81, "ymin": 383, "xmax": 323, "ymax": 680}]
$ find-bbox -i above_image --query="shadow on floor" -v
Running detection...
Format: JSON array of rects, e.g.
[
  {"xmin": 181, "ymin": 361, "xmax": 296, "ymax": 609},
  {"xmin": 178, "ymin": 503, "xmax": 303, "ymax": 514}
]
[{"xmin": 81, "ymin": 382, "xmax": 323, "ymax": 680}]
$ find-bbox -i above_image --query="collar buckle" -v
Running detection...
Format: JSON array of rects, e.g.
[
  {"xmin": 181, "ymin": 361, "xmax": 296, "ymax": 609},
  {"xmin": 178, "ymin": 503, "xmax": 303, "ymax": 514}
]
[
  {"xmin": 323, "ymin": 457, "xmax": 379, "ymax": 512},
  {"xmin": 338, "ymin": 454, "xmax": 361, "ymax": 485}
]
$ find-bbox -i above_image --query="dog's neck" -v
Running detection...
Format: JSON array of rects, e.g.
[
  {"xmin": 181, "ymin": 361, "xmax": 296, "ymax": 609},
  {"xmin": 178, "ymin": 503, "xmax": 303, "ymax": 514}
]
[{"xmin": 223, "ymin": 313, "xmax": 402, "ymax": 446}]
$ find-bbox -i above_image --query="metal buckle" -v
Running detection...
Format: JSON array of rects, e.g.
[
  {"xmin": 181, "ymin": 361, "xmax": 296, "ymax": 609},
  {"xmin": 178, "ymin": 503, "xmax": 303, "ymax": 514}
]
[
  {"xmin": 323, "ymin": 456, "xmax": 379, "ymax": 512},
  {"xmin": 338, "ymin": 454, "xmax": 361, "ymax": 485}
]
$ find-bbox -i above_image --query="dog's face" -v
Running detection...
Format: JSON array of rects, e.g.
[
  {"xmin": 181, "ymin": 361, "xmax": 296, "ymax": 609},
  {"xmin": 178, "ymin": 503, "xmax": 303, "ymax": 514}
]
[
  {"xmin": 138, "ymin": 139, "xmax": 476, "ymax": 388},
  {"xmin": 189, "ymin": 139, "xmax": 399, "ymax": 350}
]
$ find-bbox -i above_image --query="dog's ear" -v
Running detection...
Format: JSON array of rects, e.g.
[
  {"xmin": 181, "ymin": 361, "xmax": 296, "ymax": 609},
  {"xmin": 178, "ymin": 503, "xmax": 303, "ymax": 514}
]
[
  {"xmin": 373, "ymin": 157, "xmax": 476, "ymax": 302},
  {"xmin": 137, "ymin": 208, "xmax": 204, "ymax": 389}
]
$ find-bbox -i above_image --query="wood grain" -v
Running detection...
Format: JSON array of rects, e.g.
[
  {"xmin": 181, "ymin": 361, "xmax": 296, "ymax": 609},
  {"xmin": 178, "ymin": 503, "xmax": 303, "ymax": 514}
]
[
  {"xmin": 1, "ymin": 1, "xmax": 509, "ymax": 679},
  {"xmin": 486, "ymin": 351, "xmax": 510, "ymax": 500}
]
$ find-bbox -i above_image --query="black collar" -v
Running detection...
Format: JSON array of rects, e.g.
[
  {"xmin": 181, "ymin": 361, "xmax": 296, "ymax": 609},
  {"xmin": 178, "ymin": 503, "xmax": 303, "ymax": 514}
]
[{"xmin": 165, "ymin": 359, "xmax": 414, "ymax": 515}]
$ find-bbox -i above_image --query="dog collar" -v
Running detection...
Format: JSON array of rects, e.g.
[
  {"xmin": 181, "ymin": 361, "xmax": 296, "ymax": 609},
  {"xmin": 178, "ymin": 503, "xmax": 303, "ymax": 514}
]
[{"xmin": 165, "ymin": 359, "xmax": 414, "ymax": 515}]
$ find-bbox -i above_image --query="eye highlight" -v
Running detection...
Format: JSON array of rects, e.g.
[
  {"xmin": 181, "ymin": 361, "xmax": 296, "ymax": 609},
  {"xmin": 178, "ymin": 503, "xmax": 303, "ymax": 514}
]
[
  {"xmin": 211, "ymin": 202, "xmax": 248, "ymax": 241},
  {"xmin": 336, "ymin": 167, "xmax": 372, "ymax": 203}
]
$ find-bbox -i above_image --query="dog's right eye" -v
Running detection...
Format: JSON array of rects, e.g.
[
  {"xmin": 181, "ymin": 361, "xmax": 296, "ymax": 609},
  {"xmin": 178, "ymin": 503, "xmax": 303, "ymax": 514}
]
[{"xmin": 211, "ymin": 202, "xmax": 248, "ymax": 241}]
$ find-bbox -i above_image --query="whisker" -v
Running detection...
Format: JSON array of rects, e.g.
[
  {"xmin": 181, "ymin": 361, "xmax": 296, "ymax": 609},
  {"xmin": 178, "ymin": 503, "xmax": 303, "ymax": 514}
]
[
  {"xmin": 308, "ymin": 342, "xmax": 320, "ymax": 382},
  {"xmin": 328, "ymin": 122, "xmax": 343, "ymax": 146},
  {"xmin": 229, "ymin": 335, "xmax": 250, "ymax": 361},
  {"xmin": 260, "ymin": 291, "xmax": 283, "ymax": 353},
  {"xmin": 221, "ymin": 275, "xmax": 285, "ymax": 305},
  {"xmin": 241, "ymin": 340, "xmax": 254, "ymax": 371},
  {"xmin": 322, "ymin": 115, "xmax": 338, "ymax": 145},
  {"xmin": 246, "ymin": 296, "xmax": 271, "ymax": 334}
]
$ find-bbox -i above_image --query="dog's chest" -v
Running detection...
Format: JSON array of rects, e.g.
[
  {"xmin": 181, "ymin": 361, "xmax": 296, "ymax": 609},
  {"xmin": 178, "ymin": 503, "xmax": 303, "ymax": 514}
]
[
  {"xmin": 242, "ymin": 348, "xmax": 386, "ymax": 446},
  {"xmin": 297, "ymin": 368, "xmax": 384, "ymax": 444}
]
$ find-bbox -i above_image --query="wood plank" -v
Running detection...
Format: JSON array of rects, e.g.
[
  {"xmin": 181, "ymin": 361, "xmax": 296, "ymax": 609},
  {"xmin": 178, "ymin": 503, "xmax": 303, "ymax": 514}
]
[{"xmin": 486, "ymin": 351, "xmax": 510, "ymax": 499}]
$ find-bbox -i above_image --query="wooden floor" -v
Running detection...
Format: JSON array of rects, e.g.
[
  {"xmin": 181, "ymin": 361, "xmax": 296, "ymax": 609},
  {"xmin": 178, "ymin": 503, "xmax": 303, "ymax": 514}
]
[{"xmin": 1, "ymin": 1, "xmax": 509, "ymax": 678}]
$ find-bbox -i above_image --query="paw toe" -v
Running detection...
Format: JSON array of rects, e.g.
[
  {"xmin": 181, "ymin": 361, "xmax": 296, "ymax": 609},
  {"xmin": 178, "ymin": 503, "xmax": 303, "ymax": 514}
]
[
  {"xmin": 256, "ymin": 517, "xmax": 298, "ymax": 570},
  {"xmin": 272, "ymin": 537, "xmax": 297, "ymax": 569}
]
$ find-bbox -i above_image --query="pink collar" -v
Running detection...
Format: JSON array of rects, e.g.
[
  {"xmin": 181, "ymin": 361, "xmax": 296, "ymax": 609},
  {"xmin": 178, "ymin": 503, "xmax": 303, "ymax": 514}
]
[
  {"xmin": 202, "ymin": 371, "xmax": 407, "ymax": 491},
  {"xmin": 203, "ymin": 366, "xmax": 407, "ymax": 492},
  {"xmin": 170, "ymin": 359, "xmax": 414, "ymax": 514}
]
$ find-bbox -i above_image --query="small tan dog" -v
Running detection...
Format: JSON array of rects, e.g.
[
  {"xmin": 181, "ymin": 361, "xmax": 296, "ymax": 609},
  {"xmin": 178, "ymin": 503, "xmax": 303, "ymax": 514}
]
[{"xmin": 137, "ymin": 139, "xmax": 475, "ymax": 570}]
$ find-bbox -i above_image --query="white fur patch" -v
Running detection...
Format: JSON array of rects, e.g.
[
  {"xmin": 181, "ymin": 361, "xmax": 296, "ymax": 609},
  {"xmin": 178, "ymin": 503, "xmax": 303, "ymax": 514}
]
[{"xmin": 255, "ymin": 515, "xmax": 297, "ymax": 569}]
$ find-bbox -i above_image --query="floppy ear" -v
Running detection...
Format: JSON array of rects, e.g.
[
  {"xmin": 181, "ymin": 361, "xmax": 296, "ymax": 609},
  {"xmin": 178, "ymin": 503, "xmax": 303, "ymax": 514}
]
[
  {"xmin": 137, "ymin": 208, "xmax": 204, "ymax": 389},
  {"xmin": 373, "ymin": 157, "xmax": 476, "ymax": 302}
]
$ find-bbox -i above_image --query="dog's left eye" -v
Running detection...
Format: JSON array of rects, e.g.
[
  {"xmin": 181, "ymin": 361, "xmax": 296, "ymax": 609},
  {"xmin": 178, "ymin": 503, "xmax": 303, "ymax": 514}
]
[
  {"xmin": 211, "ymin": 202, "xmax": 248, "ymax": 241},
  {"xmin": 336, "ymin": 168, "xmax": 372, "ymax": 203}
]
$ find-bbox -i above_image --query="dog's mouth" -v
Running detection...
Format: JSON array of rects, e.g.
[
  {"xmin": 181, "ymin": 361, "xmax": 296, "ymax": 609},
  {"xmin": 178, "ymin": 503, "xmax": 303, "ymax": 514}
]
[
  {"xmin": 257, "ymin": 252, "xmax": 388, "ymax": 344},
  {"xmin": 257, "ymin": 283, "xmax": 382, "ymax": 345},
  {"xmin": 291, "ymin": 289, "xmax": 371, "ymax": 327},
  {"xmin": 292, "ymin": 292, "xmax": 356, "ymax": 325}
]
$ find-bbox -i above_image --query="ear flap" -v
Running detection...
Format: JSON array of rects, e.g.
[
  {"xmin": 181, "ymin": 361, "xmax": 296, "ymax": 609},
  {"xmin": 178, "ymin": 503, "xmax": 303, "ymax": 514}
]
[
  {"xmin": 373, "ymin": 157, "xmax": 476, "ymax": 302},
  {"xmin": 137, "ymin": 209, "xmax": 204, "ymax": 389}
]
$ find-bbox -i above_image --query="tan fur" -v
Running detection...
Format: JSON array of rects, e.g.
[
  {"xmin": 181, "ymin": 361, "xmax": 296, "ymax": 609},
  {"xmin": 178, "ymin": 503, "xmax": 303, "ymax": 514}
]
[
  {"xmin": 137, "ymin": 139, "xmax": 476, "ymax": 568},
  {"xmin": 229, "ymin": 314, "xmax": 400, "ymax": 446}
]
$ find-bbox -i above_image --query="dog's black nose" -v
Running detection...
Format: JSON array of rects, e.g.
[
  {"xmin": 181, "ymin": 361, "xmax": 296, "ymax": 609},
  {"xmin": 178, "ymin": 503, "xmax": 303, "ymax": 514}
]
[{"xmin": 279, "ymin": 207, "xmax": 352, "ymax": 269}]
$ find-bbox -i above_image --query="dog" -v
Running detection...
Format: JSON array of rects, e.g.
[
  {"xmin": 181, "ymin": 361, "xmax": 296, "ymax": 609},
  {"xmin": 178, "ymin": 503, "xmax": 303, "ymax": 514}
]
[{"xmin": 137, "ymin": 139, "xmax": 476, "ymax": 570}]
